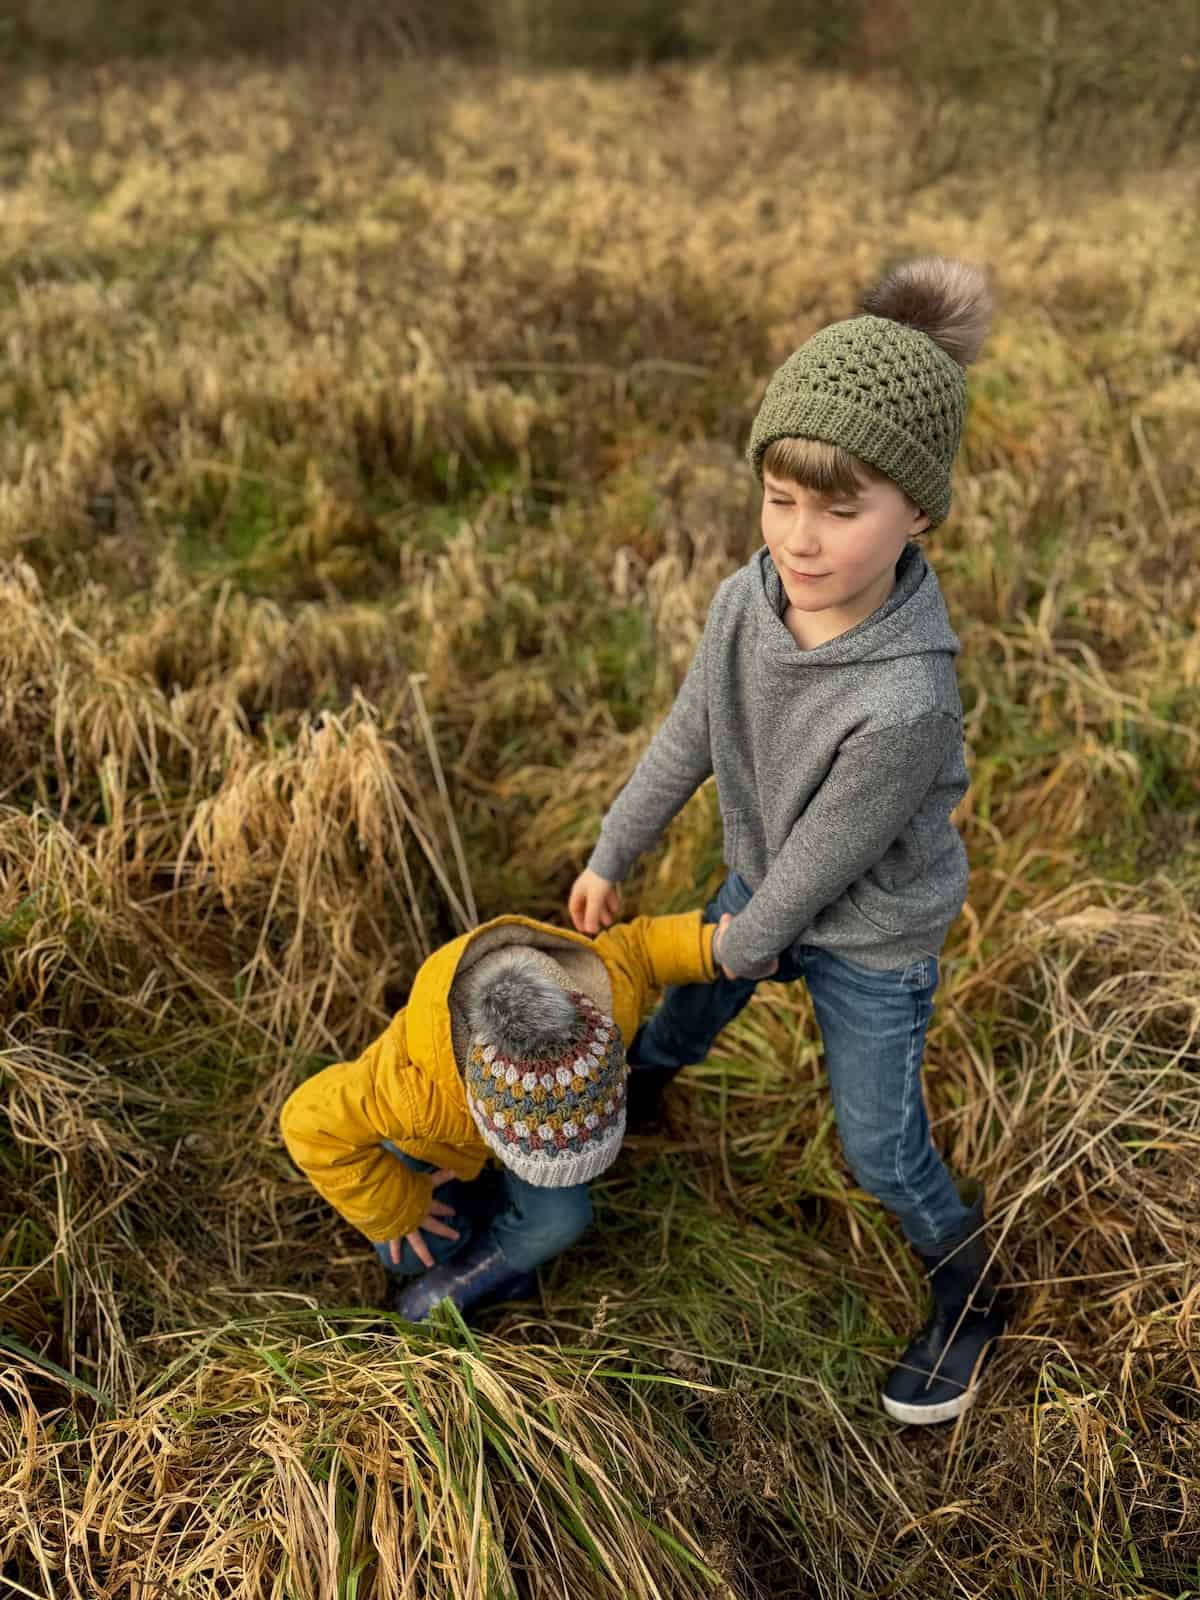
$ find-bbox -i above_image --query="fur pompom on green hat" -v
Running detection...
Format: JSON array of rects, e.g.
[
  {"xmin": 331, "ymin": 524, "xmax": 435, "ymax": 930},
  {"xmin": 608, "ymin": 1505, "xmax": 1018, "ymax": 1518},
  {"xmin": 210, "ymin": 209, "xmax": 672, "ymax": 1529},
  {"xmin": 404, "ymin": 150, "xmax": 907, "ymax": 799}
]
[{"xmin": 747, "ymin": 258, "xmax": 993, "ymax": 526}]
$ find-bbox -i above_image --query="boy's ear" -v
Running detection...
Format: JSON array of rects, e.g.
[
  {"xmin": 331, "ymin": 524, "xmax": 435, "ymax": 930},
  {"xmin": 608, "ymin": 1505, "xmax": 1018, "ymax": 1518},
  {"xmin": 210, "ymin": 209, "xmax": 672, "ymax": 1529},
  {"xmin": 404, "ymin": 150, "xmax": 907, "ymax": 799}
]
[{"xmin": 911, "ymin": 503, "xmax": 931, "ymax": 535}]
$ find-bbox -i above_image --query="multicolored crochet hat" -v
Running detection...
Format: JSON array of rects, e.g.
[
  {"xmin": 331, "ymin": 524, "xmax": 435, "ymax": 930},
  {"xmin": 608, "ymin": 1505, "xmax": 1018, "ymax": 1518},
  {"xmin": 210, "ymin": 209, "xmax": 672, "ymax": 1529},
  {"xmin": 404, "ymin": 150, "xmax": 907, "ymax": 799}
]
[{"xmin": 460, "ymin": 948, "xmax": 626, "ymax": 1188}]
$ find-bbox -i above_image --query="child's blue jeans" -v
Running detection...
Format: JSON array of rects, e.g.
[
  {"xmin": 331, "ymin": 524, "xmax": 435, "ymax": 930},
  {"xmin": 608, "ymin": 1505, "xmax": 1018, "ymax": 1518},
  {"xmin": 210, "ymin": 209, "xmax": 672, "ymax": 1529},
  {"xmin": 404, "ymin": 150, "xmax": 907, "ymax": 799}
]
[
  {"xmin": 372, "ymin": 1144, "xmax": 593, "ymax": 1276},
  {"xmin": 630, "ymin": 872, "xmax": 969, "ymax": 1253}
]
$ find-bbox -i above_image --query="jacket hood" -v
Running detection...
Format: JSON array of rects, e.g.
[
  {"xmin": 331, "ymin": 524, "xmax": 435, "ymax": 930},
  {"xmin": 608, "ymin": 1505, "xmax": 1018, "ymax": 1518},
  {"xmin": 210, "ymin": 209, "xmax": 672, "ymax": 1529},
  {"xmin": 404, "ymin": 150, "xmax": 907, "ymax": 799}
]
[
  {"xmin": 405, "ymin": 915, "xmax": 615, "ymax": 1088},
  {"xmin": 756, "ymin": 542, "xmax": 960, "ymax": 667}
]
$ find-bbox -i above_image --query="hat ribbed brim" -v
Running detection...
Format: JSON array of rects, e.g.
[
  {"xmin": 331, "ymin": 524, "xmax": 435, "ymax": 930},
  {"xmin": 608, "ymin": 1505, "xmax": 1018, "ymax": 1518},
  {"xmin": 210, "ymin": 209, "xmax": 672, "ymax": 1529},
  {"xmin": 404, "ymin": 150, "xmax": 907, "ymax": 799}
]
[{"xmin": 472, "ymin": 1110, "xmax": 625, "ymax": 1188}]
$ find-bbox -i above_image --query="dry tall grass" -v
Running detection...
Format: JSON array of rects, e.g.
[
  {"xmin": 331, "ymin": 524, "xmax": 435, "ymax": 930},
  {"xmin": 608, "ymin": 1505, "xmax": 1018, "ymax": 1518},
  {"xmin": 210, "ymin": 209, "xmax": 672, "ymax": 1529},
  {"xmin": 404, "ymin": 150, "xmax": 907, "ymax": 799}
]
[{"xmin": 0, "ymin": 54, "xmax": 1198, "ymax": 1600}]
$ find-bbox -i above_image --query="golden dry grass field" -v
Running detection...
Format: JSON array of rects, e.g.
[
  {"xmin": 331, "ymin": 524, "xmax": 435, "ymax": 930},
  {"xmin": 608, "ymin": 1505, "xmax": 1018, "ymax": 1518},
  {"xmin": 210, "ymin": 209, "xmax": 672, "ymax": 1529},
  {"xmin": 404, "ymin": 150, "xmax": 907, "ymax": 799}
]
[{"xmin": 0, "ymin": 52, "xmax": 1199, "ymax": 1600}]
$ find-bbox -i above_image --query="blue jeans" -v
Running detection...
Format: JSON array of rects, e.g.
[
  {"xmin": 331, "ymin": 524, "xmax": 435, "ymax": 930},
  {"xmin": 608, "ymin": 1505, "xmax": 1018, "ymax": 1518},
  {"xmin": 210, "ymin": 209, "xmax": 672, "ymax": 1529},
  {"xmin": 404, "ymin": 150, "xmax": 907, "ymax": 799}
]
[
  {"xmin": 631, "ymin": 873, "xmax": 968, "ymax": 1252},
  {"xmin": 372, "ymin": 1144, "xmax": 593, "ymax": 1276}
]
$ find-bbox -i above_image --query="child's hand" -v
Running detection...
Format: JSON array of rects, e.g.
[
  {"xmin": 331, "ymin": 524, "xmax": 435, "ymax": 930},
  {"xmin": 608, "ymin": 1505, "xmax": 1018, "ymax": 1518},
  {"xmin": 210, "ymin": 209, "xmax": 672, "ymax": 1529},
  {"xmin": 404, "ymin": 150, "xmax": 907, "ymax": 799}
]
[
  {"xmin": 714, "ymin": 912, "xmax": 779, "ymax": 981},
  {"xmin": 386, "ymin": 1167, "xmax": 460, "ymax": 1270},
  {"xmin": 569, "ymin": 869, "xmax": 622, "ymax": 934}
]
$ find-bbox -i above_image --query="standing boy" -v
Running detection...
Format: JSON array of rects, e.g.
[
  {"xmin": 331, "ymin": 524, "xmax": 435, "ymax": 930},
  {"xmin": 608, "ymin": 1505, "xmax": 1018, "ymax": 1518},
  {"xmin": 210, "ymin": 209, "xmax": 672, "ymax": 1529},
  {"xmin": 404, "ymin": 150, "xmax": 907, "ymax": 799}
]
[{"xmin": 570, "ymin": 259, "xmax": 1008, "ymax": 1424}]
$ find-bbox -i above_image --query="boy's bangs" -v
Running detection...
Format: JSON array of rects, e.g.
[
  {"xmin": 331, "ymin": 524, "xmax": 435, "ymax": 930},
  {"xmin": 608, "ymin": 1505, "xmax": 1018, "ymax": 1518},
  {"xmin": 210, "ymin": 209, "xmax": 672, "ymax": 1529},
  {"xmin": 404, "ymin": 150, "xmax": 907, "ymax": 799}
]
[{"xmin": 761, "ymin": 437, "xmax": 879, "ymax": 498}]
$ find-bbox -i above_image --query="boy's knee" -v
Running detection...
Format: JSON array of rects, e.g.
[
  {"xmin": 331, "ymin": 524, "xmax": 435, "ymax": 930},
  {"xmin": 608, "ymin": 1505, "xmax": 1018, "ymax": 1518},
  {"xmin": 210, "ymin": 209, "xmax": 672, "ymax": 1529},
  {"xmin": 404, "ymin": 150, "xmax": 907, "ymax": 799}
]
[
  {"xmin": 841, "ymin": 1123, "xmax": 939, "ymax": 1211},
  {"xmin": 540, "ymin": 1184, "xmax": 593, "ymax": 1252},
  {"xmin": 839, "ymin": 1115, "xmax": 905, "ymax": 1195},
  {"xmin": 503, "ymin": 1184, "xmax": 593, "ymax": 1268}
]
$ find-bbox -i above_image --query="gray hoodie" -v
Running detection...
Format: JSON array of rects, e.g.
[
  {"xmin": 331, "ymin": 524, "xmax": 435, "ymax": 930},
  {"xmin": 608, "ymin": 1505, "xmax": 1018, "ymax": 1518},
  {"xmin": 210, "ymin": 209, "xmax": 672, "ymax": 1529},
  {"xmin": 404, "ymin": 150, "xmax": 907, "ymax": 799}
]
[{"xmin": 587, "ymin": 542, "xmax": 970, "ymax": 974}]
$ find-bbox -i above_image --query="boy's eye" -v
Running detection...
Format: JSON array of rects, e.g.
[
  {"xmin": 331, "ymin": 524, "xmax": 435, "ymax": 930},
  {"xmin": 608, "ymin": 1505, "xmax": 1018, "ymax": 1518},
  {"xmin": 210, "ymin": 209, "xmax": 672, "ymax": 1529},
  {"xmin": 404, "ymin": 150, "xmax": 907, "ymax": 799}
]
[
  {"xmin": 829, "ymin": 507, "xmax": 859, "ymax": 518},
  {"xmin": 768, "ymin": 498, "xmax": 793, "ymax": 507}
]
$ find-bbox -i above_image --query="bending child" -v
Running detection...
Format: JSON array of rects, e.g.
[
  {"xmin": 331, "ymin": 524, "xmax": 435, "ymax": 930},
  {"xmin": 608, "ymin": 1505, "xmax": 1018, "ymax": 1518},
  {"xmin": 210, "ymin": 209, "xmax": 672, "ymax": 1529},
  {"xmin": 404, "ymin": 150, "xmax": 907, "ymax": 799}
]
[
  {"xmin": 569, "ymin": 258, "xmax": 1008, "ymax": 1425},
  {"xmin": 281, "ymin": 908, "xmax": 755, "ymax": 1322}
]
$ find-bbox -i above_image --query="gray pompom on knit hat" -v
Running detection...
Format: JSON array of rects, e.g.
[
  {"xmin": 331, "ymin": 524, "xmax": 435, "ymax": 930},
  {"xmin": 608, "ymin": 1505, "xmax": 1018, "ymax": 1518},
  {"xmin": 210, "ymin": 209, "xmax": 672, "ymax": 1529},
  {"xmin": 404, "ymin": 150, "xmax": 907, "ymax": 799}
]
[
  {"xmin": 746, "ymin": 257, "xmax": 993, "ymax": 526},
  {"xmin": 459, "ymin": 948, "xmax": 626, "ymax": 1189}
]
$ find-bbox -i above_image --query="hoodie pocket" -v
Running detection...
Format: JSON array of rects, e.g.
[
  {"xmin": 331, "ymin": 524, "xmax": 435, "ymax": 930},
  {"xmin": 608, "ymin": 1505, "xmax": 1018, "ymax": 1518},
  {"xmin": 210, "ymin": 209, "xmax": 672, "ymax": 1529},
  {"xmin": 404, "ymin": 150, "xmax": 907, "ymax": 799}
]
[
  {"xmin": 867, "ymin": 820, "xmax": 927, "ymax": 896},
  {"xmin": 841, "ymin": 823, "xmax": 929, "ymax": 936}
]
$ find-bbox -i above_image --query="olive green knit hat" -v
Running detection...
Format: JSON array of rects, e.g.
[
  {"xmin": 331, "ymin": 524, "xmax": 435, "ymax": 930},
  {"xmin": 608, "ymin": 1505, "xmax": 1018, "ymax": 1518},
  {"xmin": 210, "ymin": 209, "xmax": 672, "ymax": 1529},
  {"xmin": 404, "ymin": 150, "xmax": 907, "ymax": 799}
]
[{"xmin": 747, "ymin": 258, "xmax": 992, "ymax": 527}]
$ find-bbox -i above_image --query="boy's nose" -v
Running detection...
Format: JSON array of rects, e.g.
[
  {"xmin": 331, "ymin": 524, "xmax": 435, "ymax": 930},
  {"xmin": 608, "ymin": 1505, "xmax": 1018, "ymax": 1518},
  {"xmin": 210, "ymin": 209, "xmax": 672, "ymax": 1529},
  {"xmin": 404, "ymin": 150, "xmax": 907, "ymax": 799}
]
[
  {"xmin": 784, "ymin": 526, "xmax": 821, "ymax": 559},
  {"xmin": 786, "ymin": 510, "xmax": 822, "ymax": 549}
]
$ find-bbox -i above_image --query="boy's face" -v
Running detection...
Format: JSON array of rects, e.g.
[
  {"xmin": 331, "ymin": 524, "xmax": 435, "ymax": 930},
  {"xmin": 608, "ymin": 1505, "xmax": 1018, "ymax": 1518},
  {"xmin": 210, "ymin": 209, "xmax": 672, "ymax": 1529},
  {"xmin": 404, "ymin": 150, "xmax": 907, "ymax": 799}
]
[{"xmin": 760, "ymin": 470, "xmax": 930, "ymax": 638}]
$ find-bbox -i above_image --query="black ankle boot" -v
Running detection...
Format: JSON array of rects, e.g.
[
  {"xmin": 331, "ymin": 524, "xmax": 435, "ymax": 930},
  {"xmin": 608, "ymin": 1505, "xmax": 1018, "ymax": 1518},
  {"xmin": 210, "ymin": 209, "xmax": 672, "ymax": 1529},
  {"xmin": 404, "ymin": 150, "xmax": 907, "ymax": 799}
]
[
  {"xmin": 625, "ymin": 1063, "xmax": 683, "ymax": 1133},
  {"xmin": 881, "ymin": 1186, "xmax": 1009, "ymax": 1425},
  {"xmin": 386, "ymin": 1235, "xmax": 536, "ymax": 1324}
]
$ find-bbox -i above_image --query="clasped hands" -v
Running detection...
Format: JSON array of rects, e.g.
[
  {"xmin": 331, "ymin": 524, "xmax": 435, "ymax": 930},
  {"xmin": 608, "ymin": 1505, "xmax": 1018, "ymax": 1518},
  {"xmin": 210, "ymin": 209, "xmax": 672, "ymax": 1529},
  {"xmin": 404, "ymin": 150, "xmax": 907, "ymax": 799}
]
[{"xmin": 567, "ymin": 868, "xmax": 779, "ymax": 980}]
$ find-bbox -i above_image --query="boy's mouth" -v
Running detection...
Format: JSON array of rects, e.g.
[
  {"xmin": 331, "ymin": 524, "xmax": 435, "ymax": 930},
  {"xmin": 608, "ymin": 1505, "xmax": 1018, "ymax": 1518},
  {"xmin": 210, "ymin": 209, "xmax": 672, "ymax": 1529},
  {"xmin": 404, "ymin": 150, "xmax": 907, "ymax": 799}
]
[{"xmin": 788, "ymin": 569, "xmax": 829, "ymax": 582}]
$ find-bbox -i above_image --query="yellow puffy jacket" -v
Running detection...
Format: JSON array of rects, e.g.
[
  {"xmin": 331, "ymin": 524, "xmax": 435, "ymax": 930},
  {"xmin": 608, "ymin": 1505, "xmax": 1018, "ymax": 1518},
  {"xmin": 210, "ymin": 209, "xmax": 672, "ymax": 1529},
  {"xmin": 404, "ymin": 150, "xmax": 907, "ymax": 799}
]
[{"xmin": 280, "ymin": 910, "xmax": 716, "ymax": 1243}]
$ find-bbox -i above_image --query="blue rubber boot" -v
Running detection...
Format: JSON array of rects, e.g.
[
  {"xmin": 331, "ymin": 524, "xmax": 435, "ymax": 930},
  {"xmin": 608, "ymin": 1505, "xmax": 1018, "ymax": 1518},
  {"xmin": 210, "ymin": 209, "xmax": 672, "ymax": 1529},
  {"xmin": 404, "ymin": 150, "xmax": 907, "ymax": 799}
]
[{"xmin": 387, "ymin": 1235, "xmax": 536, "ymax": 1324}]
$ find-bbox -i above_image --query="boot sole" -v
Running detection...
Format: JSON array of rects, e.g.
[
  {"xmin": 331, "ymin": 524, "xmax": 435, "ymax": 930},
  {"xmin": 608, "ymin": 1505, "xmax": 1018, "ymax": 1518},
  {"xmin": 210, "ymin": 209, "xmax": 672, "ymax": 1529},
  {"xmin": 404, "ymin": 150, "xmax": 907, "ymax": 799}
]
[{"xmin": 881, "ymin": 1385, "xmax": 977, "ymax": 1426}]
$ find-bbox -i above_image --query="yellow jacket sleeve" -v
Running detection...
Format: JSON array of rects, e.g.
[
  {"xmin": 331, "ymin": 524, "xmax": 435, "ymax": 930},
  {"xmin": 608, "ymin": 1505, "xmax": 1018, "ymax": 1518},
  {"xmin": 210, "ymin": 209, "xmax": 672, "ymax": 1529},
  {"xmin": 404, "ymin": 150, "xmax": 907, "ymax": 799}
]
[
  {"xmin": 593, "ymin": 911, "xmax": 717, "ymax": 1040},
  {"xmin": 279, "ymin": 1019, "xmax": 431, "ymax": 1243}
]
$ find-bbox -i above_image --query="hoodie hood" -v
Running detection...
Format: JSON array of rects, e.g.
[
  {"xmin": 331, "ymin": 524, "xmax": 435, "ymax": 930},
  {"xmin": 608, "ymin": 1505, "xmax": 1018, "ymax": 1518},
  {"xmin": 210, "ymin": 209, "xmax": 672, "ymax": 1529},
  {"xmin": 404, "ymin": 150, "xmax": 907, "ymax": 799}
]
[
  {"xmin": 756, "ymin": 542, "xmax": 961, "ymax": 667},
  {"xmin": 405, "ymin": 915, "xmax": 615, "ymax": 1087}
]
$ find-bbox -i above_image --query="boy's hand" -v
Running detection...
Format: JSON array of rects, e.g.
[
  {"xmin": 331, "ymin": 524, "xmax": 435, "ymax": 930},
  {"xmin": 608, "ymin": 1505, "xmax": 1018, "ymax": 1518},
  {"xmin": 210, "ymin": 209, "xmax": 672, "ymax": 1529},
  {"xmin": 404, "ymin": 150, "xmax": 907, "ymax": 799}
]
[
  {"xmin": 385, "ymin": 1168, "xmax": 460, "ymax": 1270},
  {"xmin": 714, "ymin": 912, "xmax": 779, "ymax": 981},
  {"xmin": 569, "ymin": 869, "xmax": 622, "ymax": 934}
]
